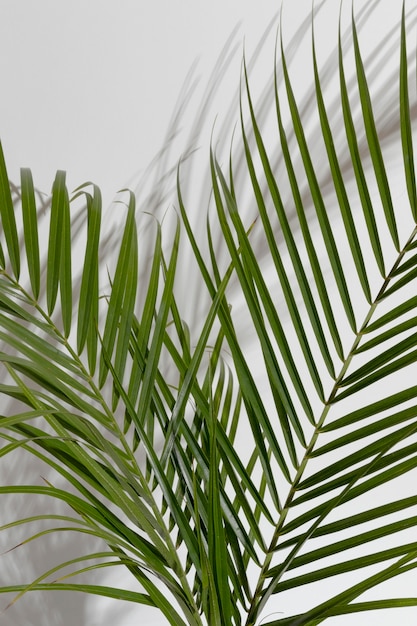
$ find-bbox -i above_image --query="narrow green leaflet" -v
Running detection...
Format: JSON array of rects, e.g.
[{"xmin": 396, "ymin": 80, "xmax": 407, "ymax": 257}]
[
  {"xmin": 59, "ymin": 170, "xmax": 72, "ymax": 337},
  {"xmin": 47, "ymin": 170, "xmax": 68, "ymax": 315},
  {"xmin": 20, "ymin": 168, "xmax": 40, "ymax": 299},
  {"xmin": 125, "ymin": 221, "xmax": 162, "ymax": 431},
  {"xmin": 352, "ymin": 10, "xmax": 400, "ymax": 250},
  {"xmin": 322, "ymin": 385, "xmax": 417, "ymax": 431},
  {"xmin": 0, "ymin": 583, "xmax": 154, "ymax": 606},
  {"xmin": 382, "ymin": 264, "xmax": 417, "ymax": 299},
  {"xmin": 112, "ymin": 192, "xmax": 138, "ymax": 408},
  {"xmin": 207, "ymin": 366, "xmax": 233, "ymax": 625},
  {"xmin": 365, "ymin": 295, "xmax": 417, "ymax": 332},
  {"xmin": 355, "ymin": 316, "xmax": 417, "ymax": 352},
  {"xmin": 338, "ymin": 15, "xmax": 386, "ymax": 277},
  {"xmin": 399, "ymin": 2, "xmax": 417, "ymax": 220},
  {"xmin": 392, "ymin": 251, "xmax": 417, "ymax": 276},
  {"xmin": 76, "ymin": 185, "xmax": 102, "ymax": 357},
  {"xmin": 0, "ymin": 141, "xmax": 18, "ymax": 276},
  {"xmin": 99, "ymin": 192, "xmax": 138, "ymax": 388},
  {"xmin": 341, "ymin": 331, "xmax": 417, "ymax": 386},
  {"xmin": 335, "ymin": 350, "xmax": 417, "ymax": 401}
]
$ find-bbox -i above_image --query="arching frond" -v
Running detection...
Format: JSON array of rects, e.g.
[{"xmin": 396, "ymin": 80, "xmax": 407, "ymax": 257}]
[{"xmin": 1, "ymin": 3, "xmax": 417, "ymax": 626}]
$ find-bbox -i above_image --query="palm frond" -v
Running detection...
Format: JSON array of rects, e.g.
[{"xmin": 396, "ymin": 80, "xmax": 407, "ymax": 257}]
[{"xmin": 1, "ymin": 2, "xmax": 417, "ymax": 626}]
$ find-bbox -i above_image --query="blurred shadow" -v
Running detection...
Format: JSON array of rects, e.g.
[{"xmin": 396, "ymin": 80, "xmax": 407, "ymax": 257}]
[{"xmin": 1, "ymin": 3, "xmax": 416, "ymax": 625}]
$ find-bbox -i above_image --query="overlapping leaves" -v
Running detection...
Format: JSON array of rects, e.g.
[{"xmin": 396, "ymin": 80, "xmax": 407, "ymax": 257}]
[{"xmin": 1, "ymin": 3, "xmax": 417, "ymax": 626}]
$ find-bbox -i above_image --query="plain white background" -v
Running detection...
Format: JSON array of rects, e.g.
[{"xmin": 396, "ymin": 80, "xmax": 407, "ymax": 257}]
[{"xmin": 0, "ymin": 0, "xmax": 281, "ymax": 205}]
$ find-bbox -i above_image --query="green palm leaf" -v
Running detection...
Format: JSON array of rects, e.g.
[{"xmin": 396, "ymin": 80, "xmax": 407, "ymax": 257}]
[{"xmin": 1, "ymin": 3, "xmax": 417, "ymax": 626}]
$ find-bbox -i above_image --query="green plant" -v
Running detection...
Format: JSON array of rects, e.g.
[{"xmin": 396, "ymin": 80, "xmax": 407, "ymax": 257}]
[{"xmin": 1, "ymin": 3, "xmax": 417, "ymax": 625}]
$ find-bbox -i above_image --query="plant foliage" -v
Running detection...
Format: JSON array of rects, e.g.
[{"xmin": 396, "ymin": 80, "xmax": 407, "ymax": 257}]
[{"xmin": 1, "ymin": 2, "xmax": 417, "ymax": 625}]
